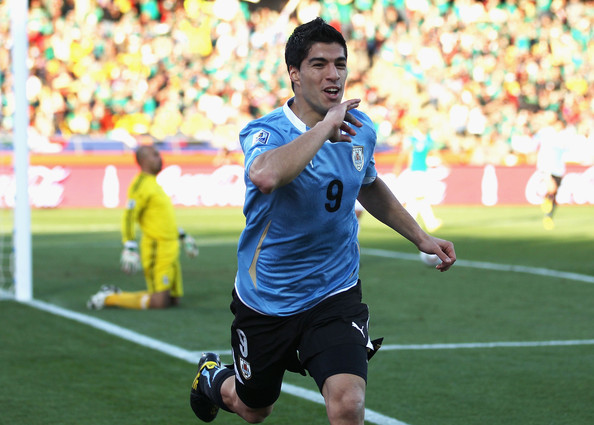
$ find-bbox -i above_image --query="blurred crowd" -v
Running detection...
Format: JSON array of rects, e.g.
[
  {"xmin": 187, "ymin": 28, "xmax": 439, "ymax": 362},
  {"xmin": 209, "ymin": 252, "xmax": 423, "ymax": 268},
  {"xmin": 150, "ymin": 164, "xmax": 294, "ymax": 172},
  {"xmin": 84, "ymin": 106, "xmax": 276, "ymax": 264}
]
[{"xmin": 0, "ymin": 0, "xmax": 593, "ymax": 165}]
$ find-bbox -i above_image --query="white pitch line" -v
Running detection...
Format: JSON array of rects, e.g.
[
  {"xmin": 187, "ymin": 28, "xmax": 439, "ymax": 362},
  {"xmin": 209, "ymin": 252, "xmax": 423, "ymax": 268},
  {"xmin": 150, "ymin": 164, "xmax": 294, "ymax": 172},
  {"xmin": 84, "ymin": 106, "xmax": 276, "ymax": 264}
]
[
  {"xmin": 281, "ymin": 382, "xmax": 409, "ymax": 425},
  {"xmin": 381, "ymin": 339, "xmax": 594, "ymax": 351},
  {"xmin": 185, "ymin": 336, "xmax": 594, "ymax": 359},
  {"xmin": 362, "ymin": 248, "xmax": 594, "ymax": 284},
  {"xmin": 23, "ymin": 298, "xmax": 410, "ymax": 425},
  {"xmin": 21, "ymin": 298, "xmax": 594, "ymax": 425},
  {"xmin": 27, "ymin": 299, "xmax": 201, "ymax": 363},
  {"xmin": 9, "ymin": 248, "xmax": 594, "ymax": 425}
]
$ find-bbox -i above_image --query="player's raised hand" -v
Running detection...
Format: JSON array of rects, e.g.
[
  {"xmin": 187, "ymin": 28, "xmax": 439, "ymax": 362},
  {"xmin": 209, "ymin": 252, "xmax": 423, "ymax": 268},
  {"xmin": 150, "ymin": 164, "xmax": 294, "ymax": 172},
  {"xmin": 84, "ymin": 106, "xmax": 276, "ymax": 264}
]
[{"xmin": 325, "ymin": 98, "xmax": 363, "ymax": 143}]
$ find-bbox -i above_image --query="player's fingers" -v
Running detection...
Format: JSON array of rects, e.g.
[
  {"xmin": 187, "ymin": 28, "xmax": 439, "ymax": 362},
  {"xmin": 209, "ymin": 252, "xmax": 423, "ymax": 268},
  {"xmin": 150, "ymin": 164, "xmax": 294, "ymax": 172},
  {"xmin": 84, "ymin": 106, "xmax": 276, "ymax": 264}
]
[
  {"xmin": 437, "ymin": 261, "xmax": 453, "ymax": 272},
  {"xmin": 340, "ymin": 121, "xmax": 357, "ymax": 136},
  {"xmin": 435, "ymin": 248, "xmax": 456, "ymax": 272},
  {"xmin": 344, "ymin": 98, "xmax": 361, "ymax": 110},
  {"xmin": 344, "ymin": 111, "xmax": 363, "ymax": 128}
]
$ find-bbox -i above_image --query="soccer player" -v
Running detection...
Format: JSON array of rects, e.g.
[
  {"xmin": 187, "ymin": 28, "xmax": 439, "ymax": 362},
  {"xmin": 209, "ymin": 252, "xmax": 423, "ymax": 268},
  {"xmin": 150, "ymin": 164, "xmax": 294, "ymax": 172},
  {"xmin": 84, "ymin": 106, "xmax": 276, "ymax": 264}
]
[
  {"xmin": 398, "ymin": 118, "xmax": 442, "ymax": 232},
  {"xmin": 534, "ymin": 111, "xmax": 567, "ymax": 230},
  {"xmin": 87, "ymin": 145, "xmax": 199, "ymax": 310},
  {"xmin": 190, "ymin": 18, "xmax": 456, "ymax": 425}
]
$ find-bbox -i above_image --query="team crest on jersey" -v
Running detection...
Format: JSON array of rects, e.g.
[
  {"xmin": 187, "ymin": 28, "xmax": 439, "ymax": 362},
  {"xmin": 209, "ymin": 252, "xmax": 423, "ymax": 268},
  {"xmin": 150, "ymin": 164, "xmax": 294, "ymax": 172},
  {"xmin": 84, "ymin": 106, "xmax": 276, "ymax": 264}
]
[
  {"xmin": 239, "ymin": 357, "xmax": 252, "ymax": 380},
  {"xmin": 126, "ymin": 199, "xmax": 136, "ymax": 209},
  {"xmin": 253, "ymin": 129, "xmax": 270, "ymax": 145},
  {"xmin": 352, "ymin": 146, "xmax": 364, "ymax": 172}
]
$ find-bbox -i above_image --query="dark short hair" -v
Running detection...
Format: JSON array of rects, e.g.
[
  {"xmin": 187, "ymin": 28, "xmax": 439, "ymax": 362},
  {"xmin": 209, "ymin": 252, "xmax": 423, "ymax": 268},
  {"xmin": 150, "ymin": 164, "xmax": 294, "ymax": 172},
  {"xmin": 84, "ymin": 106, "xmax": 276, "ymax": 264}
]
[{"xmin": 285, "ymin": 17, "xmax": 347, "ymax": 72}]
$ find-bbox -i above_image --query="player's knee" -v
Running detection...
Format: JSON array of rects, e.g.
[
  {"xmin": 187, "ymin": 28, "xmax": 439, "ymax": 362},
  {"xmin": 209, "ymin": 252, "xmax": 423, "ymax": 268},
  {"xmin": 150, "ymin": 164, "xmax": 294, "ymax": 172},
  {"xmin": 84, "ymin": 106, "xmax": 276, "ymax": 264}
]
[
  {"xmin": 149, "ymin": 291, "xmax": 172, "ymax": 309},
  {"xmin": 326, "ymin": 387, "xmax": 365, "ymax": 424}
]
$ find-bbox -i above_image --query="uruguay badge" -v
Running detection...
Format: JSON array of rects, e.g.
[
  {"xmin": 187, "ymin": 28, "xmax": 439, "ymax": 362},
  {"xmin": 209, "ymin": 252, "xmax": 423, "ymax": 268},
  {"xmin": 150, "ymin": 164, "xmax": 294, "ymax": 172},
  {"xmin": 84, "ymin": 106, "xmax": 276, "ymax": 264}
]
[
  {"xmin": 239, "ymin": 357, "xmax": 252, "ymax": 380},
  {"xmin": 352, "ymin": 146, "xmax": 364, "ymax": 172}
]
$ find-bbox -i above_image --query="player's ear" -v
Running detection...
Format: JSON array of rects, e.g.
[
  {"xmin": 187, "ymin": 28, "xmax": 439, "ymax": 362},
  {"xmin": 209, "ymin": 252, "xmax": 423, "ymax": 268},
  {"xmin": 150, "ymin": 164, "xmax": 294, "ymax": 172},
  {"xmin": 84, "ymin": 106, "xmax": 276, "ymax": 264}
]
[{"xmin": 288, "ymin": 65, "xmax": 300, "ymax": 87}]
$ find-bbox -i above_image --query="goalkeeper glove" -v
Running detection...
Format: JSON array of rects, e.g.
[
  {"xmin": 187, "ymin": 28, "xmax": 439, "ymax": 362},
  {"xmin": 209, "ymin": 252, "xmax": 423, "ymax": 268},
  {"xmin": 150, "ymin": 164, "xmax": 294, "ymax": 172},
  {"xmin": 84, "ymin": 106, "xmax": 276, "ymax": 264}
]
[
  {"xmin": 121, "ymin": 241, "xmax": 141, "ymax": 274},
  {"xmin": 182, "ymin": 234, "xmax": 199, "ymax": 258}
]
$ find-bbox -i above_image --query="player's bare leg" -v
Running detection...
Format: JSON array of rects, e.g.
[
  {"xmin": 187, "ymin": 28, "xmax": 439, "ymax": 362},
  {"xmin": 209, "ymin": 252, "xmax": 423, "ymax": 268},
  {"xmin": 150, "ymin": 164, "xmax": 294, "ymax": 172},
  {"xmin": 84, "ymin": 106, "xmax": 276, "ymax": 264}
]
[
  {"xmin": 220, "ymin": 376, "xmax": 274, "ymax": 423},
  {"xmin": 150, "ymin": 290, "xmax": 175, "ymax": 308},
  {"xmin": 322, "ymin": 374, "xmax": 366, "ymax": 425}
]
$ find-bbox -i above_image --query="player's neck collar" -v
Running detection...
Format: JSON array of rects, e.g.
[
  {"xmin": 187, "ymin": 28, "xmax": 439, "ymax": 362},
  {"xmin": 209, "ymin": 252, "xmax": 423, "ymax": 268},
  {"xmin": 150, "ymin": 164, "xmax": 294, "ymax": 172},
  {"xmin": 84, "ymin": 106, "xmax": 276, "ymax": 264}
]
[{"xmin": 283, "ymin": 98, "xmax": 307, "ymax": 133}]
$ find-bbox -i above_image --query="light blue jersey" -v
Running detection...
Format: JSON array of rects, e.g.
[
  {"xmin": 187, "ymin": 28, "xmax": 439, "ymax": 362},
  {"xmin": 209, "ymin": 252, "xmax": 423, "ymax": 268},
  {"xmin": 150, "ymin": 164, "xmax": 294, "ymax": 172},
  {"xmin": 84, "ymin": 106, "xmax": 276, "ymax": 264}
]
[{"xmin": 235, "ymin": 99, "xmax": 377, "ymax": 316}]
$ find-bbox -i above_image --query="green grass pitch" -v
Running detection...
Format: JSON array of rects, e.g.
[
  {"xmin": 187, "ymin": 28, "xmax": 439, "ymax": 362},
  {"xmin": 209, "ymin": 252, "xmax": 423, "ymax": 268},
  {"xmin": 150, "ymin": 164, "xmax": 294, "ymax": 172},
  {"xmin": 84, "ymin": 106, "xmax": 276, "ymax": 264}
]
[{"xmin": 1, "ymin": 205, "xmax": 593, "ymax": 424}]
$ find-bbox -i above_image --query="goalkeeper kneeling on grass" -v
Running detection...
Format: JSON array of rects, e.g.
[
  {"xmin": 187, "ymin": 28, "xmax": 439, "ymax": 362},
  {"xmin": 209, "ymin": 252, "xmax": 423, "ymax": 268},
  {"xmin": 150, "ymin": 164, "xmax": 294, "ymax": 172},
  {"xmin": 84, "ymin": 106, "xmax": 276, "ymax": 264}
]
[{"xmin": 87, "ymin": 145, "xmax": 199, "ymax": 310}]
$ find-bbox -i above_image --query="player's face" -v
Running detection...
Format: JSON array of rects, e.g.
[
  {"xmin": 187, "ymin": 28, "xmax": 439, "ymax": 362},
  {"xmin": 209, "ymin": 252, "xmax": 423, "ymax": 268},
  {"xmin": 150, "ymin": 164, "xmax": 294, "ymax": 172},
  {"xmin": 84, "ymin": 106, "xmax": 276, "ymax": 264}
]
[
  {"xmin": 290, "ymin": 42, "xmax": 347, "ymax": 123},
  {"xmin": 145, "ymin": 147, "xmax": 163, "ymax": 174}
]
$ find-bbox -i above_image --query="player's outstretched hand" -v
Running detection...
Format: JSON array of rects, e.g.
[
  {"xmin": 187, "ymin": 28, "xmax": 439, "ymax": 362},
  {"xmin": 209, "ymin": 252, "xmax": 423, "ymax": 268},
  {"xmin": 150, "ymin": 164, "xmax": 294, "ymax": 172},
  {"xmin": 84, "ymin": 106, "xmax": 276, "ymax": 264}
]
[
  {"xmin": 183, "ymin": 235, "xmax": 199, "ymax": 258},
  {"xmin": 121, "ymin": 243, "xmax": 141, "ymax": 274},
  {"xmin": 418, "ymin": 236, "xmax": 456, "ymax": 272}
]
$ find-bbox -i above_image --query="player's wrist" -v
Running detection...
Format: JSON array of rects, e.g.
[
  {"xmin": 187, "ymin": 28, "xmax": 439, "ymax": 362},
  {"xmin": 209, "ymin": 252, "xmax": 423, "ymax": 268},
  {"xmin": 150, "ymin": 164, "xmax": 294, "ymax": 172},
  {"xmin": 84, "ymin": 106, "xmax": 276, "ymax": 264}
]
[
  {"xmin": 124, "ymin": 241, "xmax": 138, "ymax": 251},
  {"xmin": 312, "ymin": 120, "xmax": 336, "ymax": 142}
]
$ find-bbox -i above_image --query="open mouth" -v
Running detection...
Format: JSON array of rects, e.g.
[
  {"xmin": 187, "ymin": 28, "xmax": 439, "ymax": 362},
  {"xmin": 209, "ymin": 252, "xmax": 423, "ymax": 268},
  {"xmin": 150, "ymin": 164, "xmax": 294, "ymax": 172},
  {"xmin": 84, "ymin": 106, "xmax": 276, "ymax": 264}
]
[{"xmin": 324, "ymin": 87, "xmax": 340, "ymax": 97}]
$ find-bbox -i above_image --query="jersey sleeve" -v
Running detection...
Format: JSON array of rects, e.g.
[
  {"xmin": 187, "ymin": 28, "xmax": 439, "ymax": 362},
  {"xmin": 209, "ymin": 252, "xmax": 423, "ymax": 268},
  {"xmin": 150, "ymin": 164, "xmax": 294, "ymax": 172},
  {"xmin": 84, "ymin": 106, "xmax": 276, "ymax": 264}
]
[
  {"xmin": 239, "ymin": 123, "xmax": 285, "ymax": 178},
  {"xmin": 362, "ymin": 152, "xmax": 377, "ymax": 186},
  {"xmin": 121, "ymin": 176, "xmax": 147, "ymax": 245}
]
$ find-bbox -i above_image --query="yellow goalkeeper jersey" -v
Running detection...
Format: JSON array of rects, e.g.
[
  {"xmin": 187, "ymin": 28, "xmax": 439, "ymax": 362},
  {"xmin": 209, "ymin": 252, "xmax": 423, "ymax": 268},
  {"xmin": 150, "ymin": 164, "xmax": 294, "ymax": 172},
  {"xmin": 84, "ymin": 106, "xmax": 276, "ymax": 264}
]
[{"xmin": 122, "ymin": 172, "xmax": 178, "ymax": 243}]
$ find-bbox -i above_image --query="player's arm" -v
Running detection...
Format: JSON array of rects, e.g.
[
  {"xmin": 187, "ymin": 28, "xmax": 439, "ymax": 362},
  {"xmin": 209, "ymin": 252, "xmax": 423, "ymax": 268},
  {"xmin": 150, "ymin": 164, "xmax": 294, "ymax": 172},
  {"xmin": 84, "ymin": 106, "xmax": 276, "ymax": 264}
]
[
  {"xmin": 357, "ymin": 177, "xmax": 456, "ymax": 271},
  {"xmin": 120, "ymin": 196, "xmax": 142, "ymax": 274},
  {"xmin": 122, "ymin": 199, "xmax": 137, "ymax": 245},
  {"xmin": 249, "ymin": 99, "xmax": 362, "ymax": 194}
]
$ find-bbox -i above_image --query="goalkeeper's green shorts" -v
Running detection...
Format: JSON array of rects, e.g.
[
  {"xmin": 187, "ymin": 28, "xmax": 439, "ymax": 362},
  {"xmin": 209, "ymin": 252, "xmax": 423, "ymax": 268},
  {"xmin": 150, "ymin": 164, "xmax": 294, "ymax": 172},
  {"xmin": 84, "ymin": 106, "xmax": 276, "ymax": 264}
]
[{"xmin": 141, "ymin": 237, "xmax": 183, "ymax": 297}]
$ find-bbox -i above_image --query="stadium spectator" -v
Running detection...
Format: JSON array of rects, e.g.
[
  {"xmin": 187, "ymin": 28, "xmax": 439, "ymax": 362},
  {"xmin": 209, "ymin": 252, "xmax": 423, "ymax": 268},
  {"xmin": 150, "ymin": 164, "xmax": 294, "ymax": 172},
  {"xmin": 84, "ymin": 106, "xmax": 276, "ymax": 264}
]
[
  {"xmin": 86, "ymin": 144, "xmax": 199, "ymax": 309},
  {"xmin": 188, "ymin": 18, "xmax": 456, "ymax": 424},
  {"xmin": 0, "ymin": 0, "xmax": 592, "ymax": 168}
]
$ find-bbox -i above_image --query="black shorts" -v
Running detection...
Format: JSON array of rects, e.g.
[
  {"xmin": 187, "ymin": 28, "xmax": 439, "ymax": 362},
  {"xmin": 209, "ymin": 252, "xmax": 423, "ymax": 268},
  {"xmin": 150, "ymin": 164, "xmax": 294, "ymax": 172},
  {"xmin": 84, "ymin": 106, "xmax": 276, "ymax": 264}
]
[{"xmin": 230, "ymin": 281, "xmax": 370, "ymax": 409}]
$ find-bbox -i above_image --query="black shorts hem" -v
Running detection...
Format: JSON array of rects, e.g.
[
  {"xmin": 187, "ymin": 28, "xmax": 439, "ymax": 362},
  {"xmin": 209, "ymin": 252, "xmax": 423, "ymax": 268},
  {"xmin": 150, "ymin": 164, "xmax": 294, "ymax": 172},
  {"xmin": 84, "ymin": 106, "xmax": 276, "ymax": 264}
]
[{"xmin": 305, "ymin": 343, "xmax": 369, "ymax": 392}]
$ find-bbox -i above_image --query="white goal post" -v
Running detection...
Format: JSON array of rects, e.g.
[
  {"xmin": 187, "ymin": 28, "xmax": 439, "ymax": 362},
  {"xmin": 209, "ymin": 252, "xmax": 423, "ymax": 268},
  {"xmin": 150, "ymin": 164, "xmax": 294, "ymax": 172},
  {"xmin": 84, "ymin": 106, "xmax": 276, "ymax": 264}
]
[{"xmin": 9, "ymin": 0, "xmax": 32, "ymax": 301}]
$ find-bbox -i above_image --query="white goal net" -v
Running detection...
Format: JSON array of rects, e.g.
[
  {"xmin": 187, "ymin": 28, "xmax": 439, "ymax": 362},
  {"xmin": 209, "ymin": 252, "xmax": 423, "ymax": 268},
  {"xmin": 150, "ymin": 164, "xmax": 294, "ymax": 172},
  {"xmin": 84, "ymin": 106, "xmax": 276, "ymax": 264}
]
[{"xmin": 0, "ymin": 189, "xmax": 14, "ymax": 298}]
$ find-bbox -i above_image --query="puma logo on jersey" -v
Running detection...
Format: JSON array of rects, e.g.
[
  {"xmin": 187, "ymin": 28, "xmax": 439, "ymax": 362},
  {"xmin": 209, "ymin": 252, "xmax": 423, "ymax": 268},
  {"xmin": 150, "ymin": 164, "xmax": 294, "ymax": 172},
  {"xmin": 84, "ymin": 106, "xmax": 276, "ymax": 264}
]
[{"xmin": 352, "ymin": 321, "xmax": 365, "ymax": 338}]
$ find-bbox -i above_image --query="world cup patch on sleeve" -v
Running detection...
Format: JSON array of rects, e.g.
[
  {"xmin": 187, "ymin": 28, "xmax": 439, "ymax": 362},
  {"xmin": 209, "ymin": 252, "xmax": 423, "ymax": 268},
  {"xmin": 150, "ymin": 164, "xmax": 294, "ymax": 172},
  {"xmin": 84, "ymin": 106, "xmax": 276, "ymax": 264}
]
[
  {"xmin": 352, "ymin": 146, "xmax": 364, "ymax": 171},
  {"xmin": 253, "ymin": 129, "xmax": 270, "ymax": 146}
]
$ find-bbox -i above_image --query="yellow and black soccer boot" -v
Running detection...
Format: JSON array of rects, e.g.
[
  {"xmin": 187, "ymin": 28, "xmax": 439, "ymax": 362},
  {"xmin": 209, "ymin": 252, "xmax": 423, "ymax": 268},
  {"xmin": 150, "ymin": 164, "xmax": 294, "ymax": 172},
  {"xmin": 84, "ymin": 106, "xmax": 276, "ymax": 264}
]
[{"xmin": 190, "ymin": 352, "xmax": 224, "ymax": 422}]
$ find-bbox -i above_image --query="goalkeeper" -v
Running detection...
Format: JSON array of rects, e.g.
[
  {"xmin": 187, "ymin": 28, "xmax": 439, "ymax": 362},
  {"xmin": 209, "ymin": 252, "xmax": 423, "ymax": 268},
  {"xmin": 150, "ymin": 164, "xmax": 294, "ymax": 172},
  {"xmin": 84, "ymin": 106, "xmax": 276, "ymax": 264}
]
[{"xmin": 87, "ymin": 145, "xmax": 199, "ymax": 310}]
